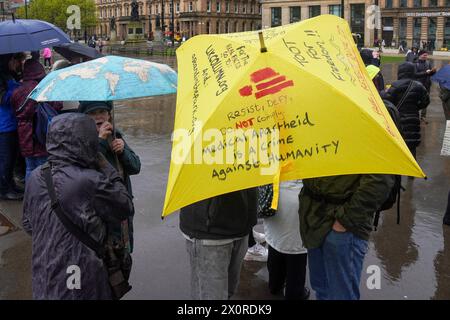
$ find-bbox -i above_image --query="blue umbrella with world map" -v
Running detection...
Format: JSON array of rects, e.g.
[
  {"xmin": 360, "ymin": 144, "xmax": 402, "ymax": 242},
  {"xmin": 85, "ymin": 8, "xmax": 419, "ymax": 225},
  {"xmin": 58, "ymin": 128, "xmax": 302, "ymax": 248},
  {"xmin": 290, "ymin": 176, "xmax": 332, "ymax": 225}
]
[{"xmin": 28, "ymin": 55, "xmax": 177, "ymax": 102}]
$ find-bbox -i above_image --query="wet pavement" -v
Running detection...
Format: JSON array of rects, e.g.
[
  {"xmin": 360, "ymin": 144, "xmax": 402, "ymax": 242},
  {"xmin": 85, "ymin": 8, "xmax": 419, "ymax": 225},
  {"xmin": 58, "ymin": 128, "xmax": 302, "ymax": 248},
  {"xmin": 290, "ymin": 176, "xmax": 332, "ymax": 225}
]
[{"xmin": 0, "ymin": 57, "xmax": 449, "ymax": 300}]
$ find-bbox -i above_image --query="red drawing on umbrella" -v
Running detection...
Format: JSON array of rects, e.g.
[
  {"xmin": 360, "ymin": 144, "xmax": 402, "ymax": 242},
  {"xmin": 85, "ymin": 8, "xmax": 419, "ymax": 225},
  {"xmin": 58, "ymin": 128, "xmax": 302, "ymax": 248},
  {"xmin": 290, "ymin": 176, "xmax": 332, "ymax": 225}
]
[{"xmin": 239, "ymin": 67, "xmax": 294, "ymax": 99}]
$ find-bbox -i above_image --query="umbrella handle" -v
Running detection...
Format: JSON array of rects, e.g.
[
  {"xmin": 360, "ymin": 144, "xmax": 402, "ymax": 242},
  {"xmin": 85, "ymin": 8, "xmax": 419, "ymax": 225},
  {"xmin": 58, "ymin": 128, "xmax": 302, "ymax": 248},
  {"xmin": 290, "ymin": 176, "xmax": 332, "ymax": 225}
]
[
  {"xmin": 259, "ymin": 32, "xmax": 267, "ymax": 53},
  {"xmin": 17, "ymin": 97, "xmax": 29, "ymax": 113}
]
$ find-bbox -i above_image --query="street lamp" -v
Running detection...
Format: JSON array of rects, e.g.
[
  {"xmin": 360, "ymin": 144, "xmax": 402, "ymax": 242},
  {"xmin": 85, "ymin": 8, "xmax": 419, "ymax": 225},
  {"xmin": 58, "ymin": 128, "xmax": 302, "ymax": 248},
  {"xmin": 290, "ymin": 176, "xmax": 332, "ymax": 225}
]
[
  {"xmin": 170, "ymin": 0, "xmax": 174, "ymax": 47},
  {"xmin": 161, "ymin": 0, "xmax": 165, "ymax": 37},
  {"xmin": 25, "ymin": 0, "xmax": 28, "ymax": 19}
]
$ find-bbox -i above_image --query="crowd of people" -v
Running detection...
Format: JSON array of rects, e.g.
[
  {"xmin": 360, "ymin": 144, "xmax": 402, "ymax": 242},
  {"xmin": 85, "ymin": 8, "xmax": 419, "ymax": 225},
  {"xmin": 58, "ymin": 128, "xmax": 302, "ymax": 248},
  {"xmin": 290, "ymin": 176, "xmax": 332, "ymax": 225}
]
[{"xmin": 0, "ymin": 46, "xmax": 449, "ymax": 300}]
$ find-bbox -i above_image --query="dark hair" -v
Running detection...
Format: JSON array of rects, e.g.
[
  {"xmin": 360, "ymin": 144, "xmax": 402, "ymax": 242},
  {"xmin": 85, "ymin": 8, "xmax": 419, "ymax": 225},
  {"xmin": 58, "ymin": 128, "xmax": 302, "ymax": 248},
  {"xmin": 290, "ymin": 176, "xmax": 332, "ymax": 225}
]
[{"xmin": 12, "ymin": 52, "xmax": 26, "ymax": 61}]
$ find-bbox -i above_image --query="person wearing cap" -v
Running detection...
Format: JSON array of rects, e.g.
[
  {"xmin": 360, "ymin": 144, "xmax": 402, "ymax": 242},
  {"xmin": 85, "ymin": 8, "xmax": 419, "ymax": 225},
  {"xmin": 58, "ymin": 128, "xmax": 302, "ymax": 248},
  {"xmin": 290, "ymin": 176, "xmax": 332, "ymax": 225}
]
[
  {"xmin": 11, "ymin": 59, "xmax": 62, "ymax": 181},
  {"xmin": 414, "ymin": 50, "xmax": 436, "ymax": 123},
  {"xmin": 78, "ymin": 101, "xmax": 141, "ymax": 254},
  {"xmin": 405, "ymin": 46, "xmax": 418, "ymax": 63}
]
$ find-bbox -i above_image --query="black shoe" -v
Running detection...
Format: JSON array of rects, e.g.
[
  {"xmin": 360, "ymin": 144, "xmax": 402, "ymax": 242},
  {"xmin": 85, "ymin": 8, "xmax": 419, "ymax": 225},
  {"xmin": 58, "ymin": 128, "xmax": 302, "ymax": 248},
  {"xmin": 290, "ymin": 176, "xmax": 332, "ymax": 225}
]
[
  {"xmin": 301, "ymin": 288, "xmax": 310, "ymax": 300},
  {"xmin": 0, "ymin": 191, "xmax": 24, "ymax": 201},
  {"xmin": 444, "ymin": 215, "xmax": 450, "ymax": 226}
]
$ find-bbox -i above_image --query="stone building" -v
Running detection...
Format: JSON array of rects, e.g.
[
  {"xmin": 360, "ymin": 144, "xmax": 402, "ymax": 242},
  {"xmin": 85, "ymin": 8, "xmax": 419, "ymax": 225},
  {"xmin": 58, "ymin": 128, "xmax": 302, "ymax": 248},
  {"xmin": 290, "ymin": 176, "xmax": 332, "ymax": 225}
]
[
  {"xmin": 261, "ymin": 0, "xmax": 376, "ymax": 47},
  {"xmin": 380, "ymin": 0, "xmax": 450, "ymax": 49},
  {"xmin": 95, "ymin": 0, "xmax": 262, "ymax": 40}
]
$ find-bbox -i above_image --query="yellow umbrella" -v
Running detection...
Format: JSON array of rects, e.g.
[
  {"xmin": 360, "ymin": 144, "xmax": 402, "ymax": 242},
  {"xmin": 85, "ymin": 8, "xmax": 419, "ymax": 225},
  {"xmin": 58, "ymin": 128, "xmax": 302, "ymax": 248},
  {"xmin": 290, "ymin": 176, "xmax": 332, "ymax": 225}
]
[{"xmin": 162, "ymin": 15, "xmax": 425, "ymax": 217}]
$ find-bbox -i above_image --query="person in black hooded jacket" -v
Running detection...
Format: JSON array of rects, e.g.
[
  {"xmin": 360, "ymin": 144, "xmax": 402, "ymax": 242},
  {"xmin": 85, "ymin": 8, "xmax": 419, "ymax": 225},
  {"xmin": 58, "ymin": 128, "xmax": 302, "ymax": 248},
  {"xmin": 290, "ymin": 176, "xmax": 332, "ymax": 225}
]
[
  {"xmin": 381, "ymin": 62, "xmax": 430, "ymax": 157},
  {"xmin": 360, "ymin": 48, "xmax": 385, "ymax": 91}
]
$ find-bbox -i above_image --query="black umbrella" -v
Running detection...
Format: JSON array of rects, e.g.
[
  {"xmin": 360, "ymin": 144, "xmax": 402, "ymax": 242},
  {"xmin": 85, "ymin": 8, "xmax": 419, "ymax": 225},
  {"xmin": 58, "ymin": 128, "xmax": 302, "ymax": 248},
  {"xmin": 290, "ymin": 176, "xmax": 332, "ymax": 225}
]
[{"xmin": 54, "ymin": 42, "xmax": 103, "ymax": 61}]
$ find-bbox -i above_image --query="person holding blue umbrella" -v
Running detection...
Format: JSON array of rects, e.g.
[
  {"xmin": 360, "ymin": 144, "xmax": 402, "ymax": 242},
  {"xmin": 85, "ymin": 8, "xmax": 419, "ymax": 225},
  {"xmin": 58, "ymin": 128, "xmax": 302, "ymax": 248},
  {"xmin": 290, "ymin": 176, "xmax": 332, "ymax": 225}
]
[
  {"xmin": 432, "ymin": 64, "xmax": 450, "ymax": 226},
  {"xmin": 0, "ymin": 53, "xmax": 26, "ymax": 200}
]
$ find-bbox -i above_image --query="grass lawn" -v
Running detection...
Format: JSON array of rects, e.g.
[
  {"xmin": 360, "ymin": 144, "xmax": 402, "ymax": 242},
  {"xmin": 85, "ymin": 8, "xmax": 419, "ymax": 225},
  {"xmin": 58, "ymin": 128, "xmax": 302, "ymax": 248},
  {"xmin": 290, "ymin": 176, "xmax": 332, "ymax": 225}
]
[{"xmin": 381, "ymin": 56, "xmax": 405, "ymax": 63}]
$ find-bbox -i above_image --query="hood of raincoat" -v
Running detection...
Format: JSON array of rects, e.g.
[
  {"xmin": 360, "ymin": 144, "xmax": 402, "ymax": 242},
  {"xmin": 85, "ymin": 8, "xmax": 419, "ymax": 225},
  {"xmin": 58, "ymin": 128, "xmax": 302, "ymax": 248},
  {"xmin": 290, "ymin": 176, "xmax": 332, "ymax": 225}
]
[
  {"xmin": 359, "ymin": 49, "xmax": 374, "ymax": 66},
  {"xmin": 397, "ymin": 62, "xmax": 416, "ymax": 80},
  {"xmin": 22, "ymin": 59, "xmax": 46, "ymax": 82},
  {"xmin": 47, "ymin": 113, "xmax": 99, "ymax": 168}
]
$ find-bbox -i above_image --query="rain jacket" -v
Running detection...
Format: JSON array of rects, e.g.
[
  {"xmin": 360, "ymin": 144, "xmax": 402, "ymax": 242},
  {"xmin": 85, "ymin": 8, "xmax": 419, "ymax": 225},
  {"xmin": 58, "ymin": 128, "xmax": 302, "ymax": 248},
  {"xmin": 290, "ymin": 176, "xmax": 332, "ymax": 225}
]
[
  {"xmin": 22, "ymin": 113, "xmax": 134, "ymax": 300},
  {"xmin": 180, "ymin": 189, "xmax": 257, "ymax": 240},
  {"xmin": 298, "ymin": 174, "xmax": 394, "ymax": 249},
  {"xmin": 11, "ymin": 59, "xmax": 62, "ymax": 157},
  {"xmin": 414, "ymin": 59, "xmax": 434, "ymax": 92},
  {"xmin": 381, "ymin": 62, "xmax": 430, "ymax": 148},
  {"xmin": 0, "ymin": 56, "xmax": 20, "ymax": 133}
]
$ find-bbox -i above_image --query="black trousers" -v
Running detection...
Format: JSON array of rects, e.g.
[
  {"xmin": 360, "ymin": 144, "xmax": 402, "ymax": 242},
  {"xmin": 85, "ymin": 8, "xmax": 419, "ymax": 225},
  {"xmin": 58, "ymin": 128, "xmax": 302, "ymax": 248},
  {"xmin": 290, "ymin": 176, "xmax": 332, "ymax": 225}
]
[
  {"xmin": 445, "ymin": 190, "xmax": 450, "ymax": 219},
  {"xmin": 267, "ymin": 245, "xmax": 307, "ymax": 300}
]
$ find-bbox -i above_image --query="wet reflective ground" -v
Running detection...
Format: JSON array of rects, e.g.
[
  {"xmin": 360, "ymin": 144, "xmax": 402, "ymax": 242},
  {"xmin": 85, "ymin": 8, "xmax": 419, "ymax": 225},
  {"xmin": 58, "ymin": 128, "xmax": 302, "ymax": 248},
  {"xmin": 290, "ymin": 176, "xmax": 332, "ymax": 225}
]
[{"xmin": 0, "ymin": 57, "xmax": 449, "ymax": 300}]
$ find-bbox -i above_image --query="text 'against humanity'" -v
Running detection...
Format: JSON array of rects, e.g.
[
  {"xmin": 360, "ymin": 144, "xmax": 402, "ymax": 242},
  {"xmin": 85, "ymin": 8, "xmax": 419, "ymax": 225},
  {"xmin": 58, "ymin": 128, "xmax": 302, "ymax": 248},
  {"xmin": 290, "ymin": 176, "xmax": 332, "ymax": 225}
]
[{"xmin": 211, "ymin": 139, "xmax": 340, "ymax": 181}]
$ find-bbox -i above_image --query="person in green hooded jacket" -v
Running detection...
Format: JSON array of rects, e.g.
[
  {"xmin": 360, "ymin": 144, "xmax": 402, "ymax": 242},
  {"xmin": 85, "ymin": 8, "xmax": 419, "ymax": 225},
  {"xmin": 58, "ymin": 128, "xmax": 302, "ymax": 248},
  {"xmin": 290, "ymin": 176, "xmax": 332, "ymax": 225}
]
[
  {"xmin": 78, "ymin": 101, "xmax": 141, "ymax": 254},
  {"xmin": 298, "ymin": 173, "xmax": 394, "ymax": 300}
]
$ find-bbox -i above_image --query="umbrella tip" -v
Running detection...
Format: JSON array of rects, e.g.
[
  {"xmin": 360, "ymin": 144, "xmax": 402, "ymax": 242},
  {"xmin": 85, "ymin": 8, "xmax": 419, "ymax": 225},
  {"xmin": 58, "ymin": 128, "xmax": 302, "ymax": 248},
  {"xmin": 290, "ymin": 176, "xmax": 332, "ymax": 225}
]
[{"xmin": 258, "ymin": 31, "xmax": 268, "ymax": 53}]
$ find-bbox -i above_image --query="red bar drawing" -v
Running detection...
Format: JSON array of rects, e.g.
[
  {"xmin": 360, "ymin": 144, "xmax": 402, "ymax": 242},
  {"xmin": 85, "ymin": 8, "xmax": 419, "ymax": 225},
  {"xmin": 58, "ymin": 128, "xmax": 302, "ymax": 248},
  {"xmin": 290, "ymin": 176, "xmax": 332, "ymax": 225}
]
[{"xmin": 255, "ymin": 80, "xmax": 294, "ymax": 99}]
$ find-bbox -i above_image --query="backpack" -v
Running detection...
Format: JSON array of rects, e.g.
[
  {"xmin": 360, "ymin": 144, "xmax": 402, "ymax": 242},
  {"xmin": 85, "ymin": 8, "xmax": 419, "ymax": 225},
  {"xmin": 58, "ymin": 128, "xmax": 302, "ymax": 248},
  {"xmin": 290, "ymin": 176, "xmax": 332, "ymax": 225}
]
[
  {"xmin": 373, "ymin": 100, "xmax": 406, "ymax": 230},
  {"xmin": 33, "ymin": 102, "xmax": 58, "ymax": 146}
]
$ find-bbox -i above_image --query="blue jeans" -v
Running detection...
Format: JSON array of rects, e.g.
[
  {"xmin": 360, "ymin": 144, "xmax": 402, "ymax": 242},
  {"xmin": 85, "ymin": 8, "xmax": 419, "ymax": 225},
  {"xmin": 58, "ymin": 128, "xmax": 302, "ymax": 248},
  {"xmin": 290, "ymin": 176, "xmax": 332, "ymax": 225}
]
[
  {"xmin": 25, "ymin": 156, "xmax": 47, "ymax": 182},
  {"xmin": 308, "ymin": 230, "xmax": 368, "ymax": 300},
  {"xmin": 0, "ymin": 131, "xmax": 18, "ymax": 194}
]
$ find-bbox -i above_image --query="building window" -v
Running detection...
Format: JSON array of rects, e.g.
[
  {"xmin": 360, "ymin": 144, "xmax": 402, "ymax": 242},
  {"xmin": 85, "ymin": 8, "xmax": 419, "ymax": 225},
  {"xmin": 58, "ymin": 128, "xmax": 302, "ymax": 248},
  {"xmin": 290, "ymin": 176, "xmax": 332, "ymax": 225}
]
[
  {"xmin": 242, "ymin": 21, "xmax": 246, "ymax": 31},
  {"xmin": 290, "ymin": 7, "xmax": 301, "ymax": 23},
  {"xmin": 216, "ymin": 21, "xmax": 220, "ymax": 33},
  {"xmin": 399, "ymin": 18, "xmax": 407, "ymax": 46},
  {"xmin": 444, "ymin": 18, "xmax": 450, "ymax": 49},
  {"xmin": 413, "ymin": 0, "xmax": 421, "ymax": 7},
  {"xmin": 169, "ymin": 3, "xmax": 173, "ymax": 14},
  {"xmin": 399, "ymin": 0, "xmax": 407, "ymax": 7},
  {"xmin": 413, "ymin": 18, "xmax": 421, "ymax": 47},
  {"xmin": 189, "ymin": 2, "xmax": 193, "ymax": 12},
  {"xmin": 176, "ymin": 2, "xmax": 180, "ymax": 13},
  {"xmin": 225, "ymin": 21, "xmax": 229, "ymax": 33},
  {"xmin": 429, "ymin": 0, "xmax": 437, "ymax": 6},
  {"xmin": 428, "ymin": 17, "xmax": 437, "ymax": 49},
  {"xmin": 217, "ymin": 2, "xmax": 221, "ymax": 12},
  {"xmin": 235, "ymin": 2, "xmax": 238, "ymax": 13},
  {"xmin": 309, "ymin": 5, "xmax": 321, "ymax": 18},
  {"xmin": 207, "ymin": 1, "xmax": 211, "ymax": 12},
  {"xmin": 385, "ymin": 0, "xmax": 393, "ymax": 8},
  {"xmin": 259, "ymin": 4, "xmax": 262, "ymax": 15},
  {"xmin": 251, "ymin": 4, "xmax": 254, "ymax": 14},
  {"xmin": 328, "ymin": 4, "xmax": 341, "ymax": 16},
  {"xmin": 242, "ymin": 4, "xmax": 246, "ymax": 13},
  {"xmin": 350, "ymin": 4, "xmax": 365, "ymax": 46},
  {"xmin": 226, "ymin": 1, "xmax": 230, "ymax": 13},
  {"xmin": 271, "ymin": 7, "xmax": 282, "ymax": 27}
]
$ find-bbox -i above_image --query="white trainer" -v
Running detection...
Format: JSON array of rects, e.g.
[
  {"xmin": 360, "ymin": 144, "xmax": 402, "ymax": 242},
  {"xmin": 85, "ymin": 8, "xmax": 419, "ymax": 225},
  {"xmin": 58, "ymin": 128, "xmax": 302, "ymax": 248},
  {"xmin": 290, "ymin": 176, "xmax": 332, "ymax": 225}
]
[{"xmin": 244, "ymin": 243, "xmax": 268, "ymax": 262}]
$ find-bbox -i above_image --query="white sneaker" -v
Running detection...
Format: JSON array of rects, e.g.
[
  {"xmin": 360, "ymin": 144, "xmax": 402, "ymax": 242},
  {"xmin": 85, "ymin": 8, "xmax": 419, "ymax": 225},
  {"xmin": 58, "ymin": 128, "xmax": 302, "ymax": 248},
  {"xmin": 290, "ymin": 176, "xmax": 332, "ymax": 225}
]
[
  {"xmin": 244, "ymin": 243, "xmax": 268, "ymax": 262},
  {"xmin": 253, "ymin": 230, "xmax": 266, "ymax": 244}
]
